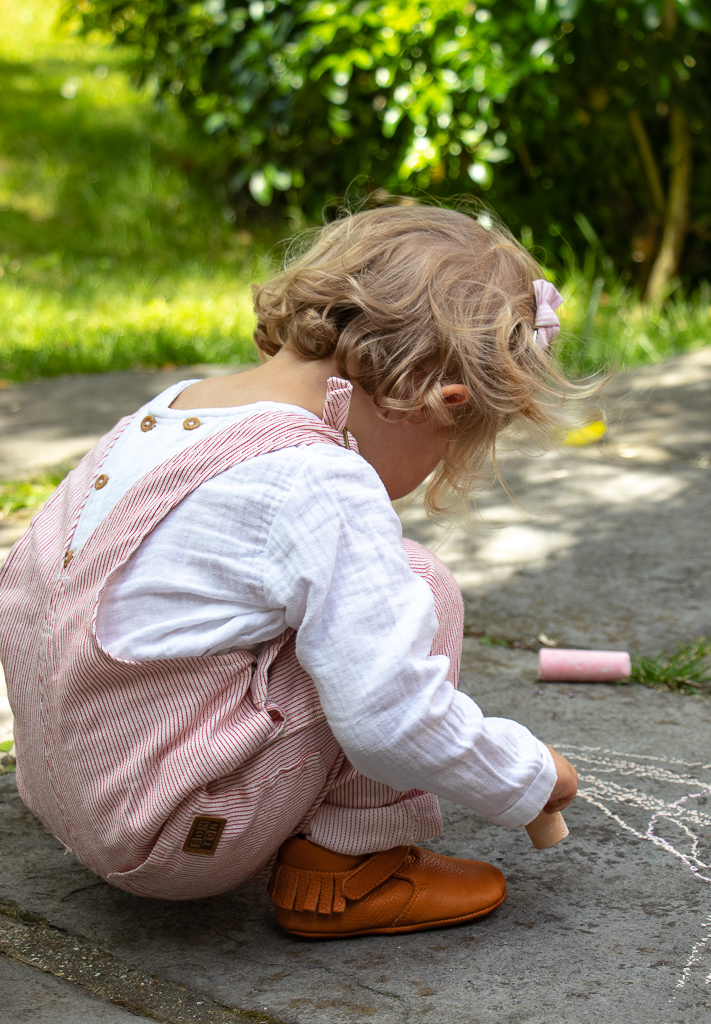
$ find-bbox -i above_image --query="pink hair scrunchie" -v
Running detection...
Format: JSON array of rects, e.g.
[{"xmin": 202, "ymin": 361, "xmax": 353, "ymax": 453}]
[{"xmin": 533, "ymin": 278, "xmax": 564, "ymax": 351}]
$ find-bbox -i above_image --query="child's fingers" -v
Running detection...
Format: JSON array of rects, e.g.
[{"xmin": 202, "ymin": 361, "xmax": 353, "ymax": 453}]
[
  {"xmin": 543, "ymin": 772, "xmax": 579, "ymax": 813},
  {"xmin": 542, "ymin": 792, "xmax": 576, "ymax": 814},
  {"xmin": 541, "ymin": 744, "xmax": 579, "ymax": 814}
]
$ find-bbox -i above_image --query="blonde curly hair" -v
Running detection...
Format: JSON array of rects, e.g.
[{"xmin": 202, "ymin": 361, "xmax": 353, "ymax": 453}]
[{"xmin": 253, "ymin": 202, "xmax": 571, "ymax": 513}]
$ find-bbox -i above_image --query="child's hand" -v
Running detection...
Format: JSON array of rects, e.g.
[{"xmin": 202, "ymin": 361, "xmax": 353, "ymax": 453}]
[{"xmin": 542, "ymin": 744, "xmax": 578, "ymax": 814}]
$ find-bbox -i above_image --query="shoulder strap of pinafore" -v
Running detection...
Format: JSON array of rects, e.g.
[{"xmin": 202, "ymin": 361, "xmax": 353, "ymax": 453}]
[
  {"xmin": 321, "ymin": 375, "xmax": 353, "ymax": 446},
  {"xmin": 58, "ymin": 377, "xmax": 358, "ymax": 578}
]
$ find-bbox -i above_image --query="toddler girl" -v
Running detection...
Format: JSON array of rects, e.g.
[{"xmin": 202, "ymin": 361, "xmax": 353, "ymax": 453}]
[{"xmin": 0, "ymin": 203, "xmax": 578, "ymax": 939}]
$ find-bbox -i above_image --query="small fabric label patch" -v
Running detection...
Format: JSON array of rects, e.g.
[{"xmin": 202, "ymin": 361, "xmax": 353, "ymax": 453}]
[{"xmin": 182, "ymin": 816, "xmax": 227, "ymax": 856}]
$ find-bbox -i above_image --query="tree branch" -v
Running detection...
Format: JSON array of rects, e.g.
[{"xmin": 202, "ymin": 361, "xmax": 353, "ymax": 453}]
[
  {"xmin": 628, "ymin": 109, "xmax": 665, "ymax": 216},
  {"xmin": 645, "ymin": 101, "xmax": 693, "ymax": 304}
]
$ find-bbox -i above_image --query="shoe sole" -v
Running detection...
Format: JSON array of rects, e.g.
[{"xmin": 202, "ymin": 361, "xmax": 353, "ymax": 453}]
[{"xmin": 280, "ymin": 889, "xmax": 506, "ymax": 940}]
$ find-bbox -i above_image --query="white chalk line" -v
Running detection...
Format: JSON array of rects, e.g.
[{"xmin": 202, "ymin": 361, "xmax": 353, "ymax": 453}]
[
  {"xmin": 556, "ymin": 743, "xmax": 711, "ymax": 772},
  {"xmin": 676, "ymin": 914, "xmax": 711, "ymax": 990},
  {"xmin": 556, "ymin": 745, "xmax": 711, "ymax": 993}
]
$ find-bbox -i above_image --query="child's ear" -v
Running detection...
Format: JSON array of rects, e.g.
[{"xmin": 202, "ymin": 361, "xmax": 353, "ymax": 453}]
[{"xmin": 440, "ymin": 384, "xmax": 471, "ymax": 406}]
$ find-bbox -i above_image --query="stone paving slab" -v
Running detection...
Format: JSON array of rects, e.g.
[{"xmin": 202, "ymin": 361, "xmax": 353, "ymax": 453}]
[
  {"xmin": 400, "ymin": 345, "xmax": 711, "ymax": 655},
  {"xmin": 1, "ymin": 952, "xmax": 151, "ymax": 1023},
  {"xmin": 1, "ymin": 348, "xmax": 710, "ymax": 1022},
  {"xmin": 0, "ymin": 913, "xmax": 262, "ymax": 1023},
  {"xmin": 2, "ymin": 655, "xmax": 711, "ymax": 1023}
]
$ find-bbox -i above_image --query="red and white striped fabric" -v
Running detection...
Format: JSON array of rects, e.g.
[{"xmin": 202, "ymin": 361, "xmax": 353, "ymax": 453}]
[
  {"xmin": 321, "ymin": 376, "xmax": 352, "ymax": 434},
  {"xmin": 0, "ymin": 391, "xmax": 463, "ymax": 900}
]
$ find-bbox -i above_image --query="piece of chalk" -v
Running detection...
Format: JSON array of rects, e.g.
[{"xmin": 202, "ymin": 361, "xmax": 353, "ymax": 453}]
[
  {"xmin": 563, "ymin": 420, "xmax": 607, "ymax": 446},
  {"xmin": 538, "ymin": 648, "xmax": 631, "ymax": 682},
  {"xmin": 525, "ymin": 810, "xmax": 569, "ymax": 850}
]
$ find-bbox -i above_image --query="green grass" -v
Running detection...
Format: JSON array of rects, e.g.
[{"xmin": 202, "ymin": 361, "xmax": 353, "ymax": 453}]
[
  {"xmin": 0, "ymin": 740, "xmax": 15, "ymax": 775},
  {"xmin": 557, "ymin": 274, "xmax": 711, "ymax": 378},
  {"xmin": 0, "ymin": 0, "xmax": 267, "ymax": 382},
  {"xmin": 0, "ymin": 463, "xmax": 72, "ymax": 518},
  {"xmin": 630, "ymin": 638, "xmax": 711, "ymax": 696},
  {"xmin": 0, "ymin": 0, "xmax": 708, "ymax": 385}
]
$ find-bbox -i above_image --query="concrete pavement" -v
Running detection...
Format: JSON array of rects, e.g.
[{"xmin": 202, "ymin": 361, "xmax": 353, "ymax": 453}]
[
  {"xmin": 0, "ymin": 952, "xmax": 154, "ymax": 1024},
  {"xmin": 1, "ymin": 348, "xmax": 710, "ymax": 1022}
]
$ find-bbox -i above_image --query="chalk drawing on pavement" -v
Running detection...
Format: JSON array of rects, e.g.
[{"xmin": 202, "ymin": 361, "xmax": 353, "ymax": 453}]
[{"xmin": 557, "ymin": 744, "xmax": 711, "ymax": 994}]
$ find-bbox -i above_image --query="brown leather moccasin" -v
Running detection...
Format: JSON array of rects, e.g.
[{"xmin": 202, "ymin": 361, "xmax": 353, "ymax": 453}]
[{"xmin": 268, "ymin": 836, "xmax": 506, "ymax": 939}]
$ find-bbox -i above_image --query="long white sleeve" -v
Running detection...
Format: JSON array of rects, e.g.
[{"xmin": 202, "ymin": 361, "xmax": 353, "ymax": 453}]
[{"xmin": 260, "ymin": 450, "xmax": 555, "ymax": 828}]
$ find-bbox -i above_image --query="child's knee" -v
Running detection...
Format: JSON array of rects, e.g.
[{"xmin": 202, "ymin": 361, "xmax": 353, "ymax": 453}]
[
  {"xmin": 401, "ymin": 537, "xmax": 464, "ymax": 641},
  {"xmin": 402, "ymin": 538, "xmax": 461, "ymax": 603}
]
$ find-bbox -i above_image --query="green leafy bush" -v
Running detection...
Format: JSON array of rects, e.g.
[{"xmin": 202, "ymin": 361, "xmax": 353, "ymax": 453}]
[
  {"xmin": 63, "ymin": 1, "xmax": 711, "ymax": 294},
  {"xmin": 63, "ymin": 1, "xmax": 557, "ymax": 208}
]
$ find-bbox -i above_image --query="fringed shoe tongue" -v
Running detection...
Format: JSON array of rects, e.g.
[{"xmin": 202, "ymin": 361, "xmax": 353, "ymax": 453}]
[
  {"xmin": 269, "ymin": 862, "xmax": 350, "ymax": 914},
  {"xmin": 268, "ymin": 845, "xmax": 410, "ymax": 915}
]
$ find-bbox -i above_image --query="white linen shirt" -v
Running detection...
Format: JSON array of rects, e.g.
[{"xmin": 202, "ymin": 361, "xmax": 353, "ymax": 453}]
[{"xmin": 76, "ymin": 381, "xmax": 556, "ymax": 829}]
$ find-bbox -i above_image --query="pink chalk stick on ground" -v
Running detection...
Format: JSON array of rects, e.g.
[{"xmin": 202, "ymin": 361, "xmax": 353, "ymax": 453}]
[{"xmin": 538, "ymin": 648, "xmax": 631, "ymax": 682}]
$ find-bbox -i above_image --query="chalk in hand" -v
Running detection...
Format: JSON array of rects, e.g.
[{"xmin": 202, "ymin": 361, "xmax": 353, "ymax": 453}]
[
  {"xmin": 525, "ymin": 810, "xmax": 569, "ymax": 850},
  {"xmin": 538, "ymin": 647, "xmax": 631, "ymax": 683}
]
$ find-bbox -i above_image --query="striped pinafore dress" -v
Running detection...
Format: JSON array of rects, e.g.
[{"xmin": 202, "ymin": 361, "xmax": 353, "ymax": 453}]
[{"xmin": 0, "ymin": 379, "xmax": 462, "ymax": 899}]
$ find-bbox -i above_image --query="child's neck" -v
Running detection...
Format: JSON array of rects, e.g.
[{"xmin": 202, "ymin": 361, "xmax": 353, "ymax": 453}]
[
  {"xmin": 169, "ymin": 347, "xmax": 339, "ymax": 417},
  {"xmin": 169, "ymin": 347, "xmax": 450, "ymax": 501}
]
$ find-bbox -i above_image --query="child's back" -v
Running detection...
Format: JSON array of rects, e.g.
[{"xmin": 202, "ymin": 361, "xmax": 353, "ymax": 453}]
[{"xmin": 0, "ymin": 203, "xmax": 577, "ymax": 936}]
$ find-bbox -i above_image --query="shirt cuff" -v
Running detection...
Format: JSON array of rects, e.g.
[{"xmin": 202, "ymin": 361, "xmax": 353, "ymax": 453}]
[{"xmin": 485, "ymin": 742, "xmax": 558, "ymax": 830}]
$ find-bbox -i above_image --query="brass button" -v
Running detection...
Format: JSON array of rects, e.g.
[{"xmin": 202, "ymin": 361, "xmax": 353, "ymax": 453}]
[
  {"xmin": 63, "ymin": 549, "xmax": 73, "ymax": 568},
  {"xmin": 94, "ymin": 474, "xmax": 109, "ymax": 490},
  {"xmin": 183, "ymin": 417, "xmax": 201, "ymax": 430},
  {"xmin": 140, "ymin": 414, "xmax": 156, "ymax": 432}
]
